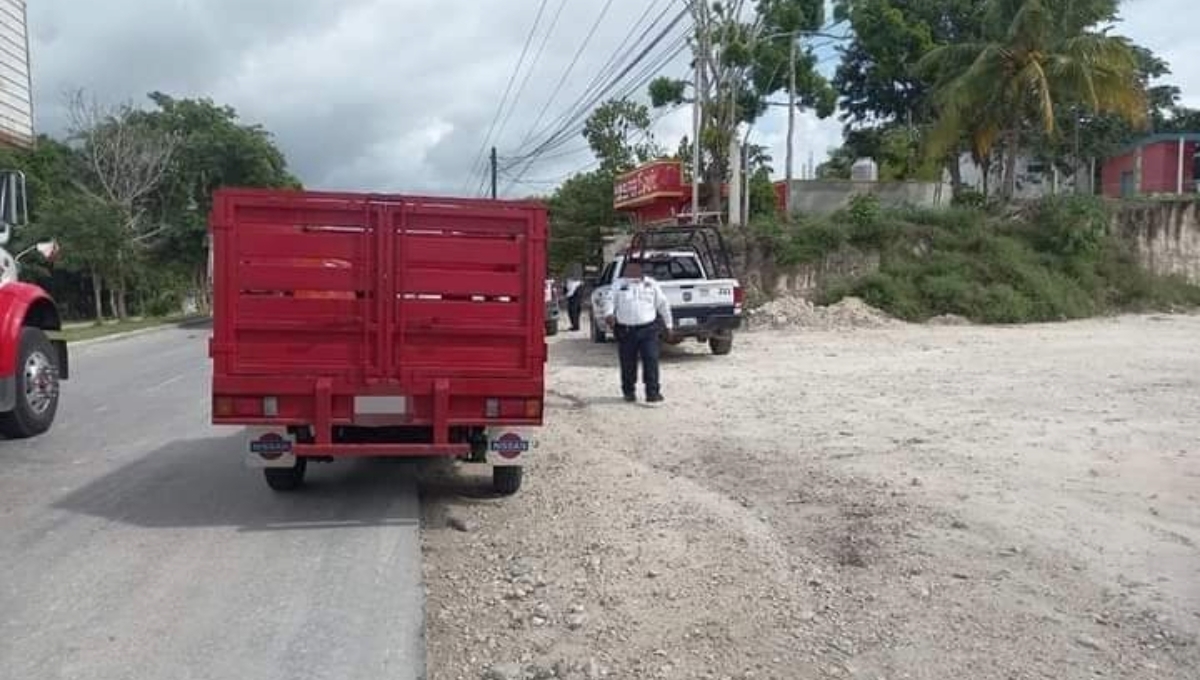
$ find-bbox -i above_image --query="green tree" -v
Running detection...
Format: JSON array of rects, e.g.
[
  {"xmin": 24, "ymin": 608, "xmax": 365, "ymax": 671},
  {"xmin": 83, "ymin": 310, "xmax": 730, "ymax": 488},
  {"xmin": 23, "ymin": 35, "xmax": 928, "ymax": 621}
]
[
  {"xmin": 920, "ymin": 0, "xmax": 1147, "ymax": 199},
  {"xmin": 582, "ymin": 99, "xmax": 662, "ymax": 175},
  {"xmin": 648, "ymin": 0, "xmax": 835, "ymax": 211},
  {"xmin": 831, "ymin": 0, "xmax": 982, "ymax": 183},
  {"xmin": 546, "ymin": 100, "xmax": 662, "ymax": 272},
  {"xmin": 137, "ymin": 93, "xmax": 301, "ymax": 311},
  {"xmin": 547, "ymin": 171, "xmax": 622, "ymax": 272}
]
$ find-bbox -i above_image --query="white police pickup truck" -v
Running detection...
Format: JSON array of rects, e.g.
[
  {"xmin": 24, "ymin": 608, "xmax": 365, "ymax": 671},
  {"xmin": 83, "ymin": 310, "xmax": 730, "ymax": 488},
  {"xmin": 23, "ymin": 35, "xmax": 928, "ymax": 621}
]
[{"xmin": 588, "ymin": 248, "xmax": 743, "ymax": 355}]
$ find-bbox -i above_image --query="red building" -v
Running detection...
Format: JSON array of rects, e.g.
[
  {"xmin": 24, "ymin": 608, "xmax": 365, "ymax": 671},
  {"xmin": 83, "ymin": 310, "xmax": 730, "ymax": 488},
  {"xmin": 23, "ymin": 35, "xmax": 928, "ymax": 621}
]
[
  {"xmin": 612, "ymin": 160, "xmax": 790, "ymax": 224},
  {"xmin": 1101, "ymin": 133, "xmax": 1200, "ymax": 197}
]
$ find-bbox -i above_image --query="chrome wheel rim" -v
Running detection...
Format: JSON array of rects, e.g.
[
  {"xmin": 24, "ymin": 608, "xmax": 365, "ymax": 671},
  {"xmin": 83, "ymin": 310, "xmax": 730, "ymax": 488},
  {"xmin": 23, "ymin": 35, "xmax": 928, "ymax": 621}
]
[{"xmin": 23, "ymin": 351, "xmax": 58, "ymax": 415}]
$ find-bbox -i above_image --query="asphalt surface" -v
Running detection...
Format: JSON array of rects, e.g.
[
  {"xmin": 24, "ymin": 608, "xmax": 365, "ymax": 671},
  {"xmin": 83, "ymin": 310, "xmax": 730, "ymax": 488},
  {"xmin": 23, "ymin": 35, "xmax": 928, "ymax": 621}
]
[{"xmin": 0, "ymin": 326, "xmax": 425, "ymax": 680}]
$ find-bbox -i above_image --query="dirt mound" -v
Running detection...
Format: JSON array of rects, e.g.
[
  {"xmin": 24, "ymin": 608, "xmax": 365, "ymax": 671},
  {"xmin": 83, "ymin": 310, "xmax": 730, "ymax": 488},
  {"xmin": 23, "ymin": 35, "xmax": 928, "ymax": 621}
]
[{"xmin": 748, "ymin": 295, "xmax": 898, "ymax": 331}]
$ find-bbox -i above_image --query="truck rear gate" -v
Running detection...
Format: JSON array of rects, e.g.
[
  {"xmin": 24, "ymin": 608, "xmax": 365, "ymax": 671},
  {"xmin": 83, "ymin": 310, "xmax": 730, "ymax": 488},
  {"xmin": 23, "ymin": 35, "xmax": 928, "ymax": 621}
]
[{"xmin": 209, "ymin": 190, "xmax": 546, "ymax": 461}]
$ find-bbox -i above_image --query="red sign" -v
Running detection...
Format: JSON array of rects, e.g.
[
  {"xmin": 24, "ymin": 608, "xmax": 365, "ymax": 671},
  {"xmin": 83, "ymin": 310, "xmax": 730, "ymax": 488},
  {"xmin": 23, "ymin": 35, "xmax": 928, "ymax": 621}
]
[{"xmin": 614, "ymin": 162, "xmax": 685, "ymax": 209}]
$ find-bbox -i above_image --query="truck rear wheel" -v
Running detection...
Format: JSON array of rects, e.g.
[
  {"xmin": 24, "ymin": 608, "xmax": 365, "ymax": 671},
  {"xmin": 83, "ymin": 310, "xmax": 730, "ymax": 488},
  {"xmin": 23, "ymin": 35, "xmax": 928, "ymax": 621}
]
[
  {"xmin": 264, "ymin": 459, "xmax": 308, "ymax": 492},
  {"xmin": 493, "ymin": 466, "xmax": 523, "ymax": 495},
  {"xmin": 709, "ymin": 333, "xmax": 733, "ymax": 356},
  {"xmin": 0, "ymin": 328, "xmax": 60, "ymax": 439}
]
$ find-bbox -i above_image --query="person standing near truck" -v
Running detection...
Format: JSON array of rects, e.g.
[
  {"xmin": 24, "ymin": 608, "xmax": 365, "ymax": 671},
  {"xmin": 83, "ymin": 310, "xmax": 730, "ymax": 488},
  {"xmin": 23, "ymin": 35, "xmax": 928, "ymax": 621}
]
[
  {"xmin": 564, "ymin": 275, "xmax": 584, "ymax": 331},
  {"xmin": 602, "ymin": 260, "xmax": 673, "ymax": 403}
]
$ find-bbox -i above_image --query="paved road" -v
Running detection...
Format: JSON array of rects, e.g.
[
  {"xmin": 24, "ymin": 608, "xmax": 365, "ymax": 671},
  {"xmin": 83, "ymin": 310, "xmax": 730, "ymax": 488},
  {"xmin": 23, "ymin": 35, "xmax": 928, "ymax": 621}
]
[{"xmin": 0, "ymin": 326, "xmax": 424, "ymax": 680}]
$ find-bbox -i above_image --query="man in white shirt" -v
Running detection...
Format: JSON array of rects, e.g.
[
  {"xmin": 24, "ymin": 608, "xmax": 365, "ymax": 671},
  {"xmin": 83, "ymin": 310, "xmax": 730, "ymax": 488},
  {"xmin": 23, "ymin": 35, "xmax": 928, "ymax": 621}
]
[{"xmin": 602, "ymin": 260, "xmax": 673, "ymax": 403}]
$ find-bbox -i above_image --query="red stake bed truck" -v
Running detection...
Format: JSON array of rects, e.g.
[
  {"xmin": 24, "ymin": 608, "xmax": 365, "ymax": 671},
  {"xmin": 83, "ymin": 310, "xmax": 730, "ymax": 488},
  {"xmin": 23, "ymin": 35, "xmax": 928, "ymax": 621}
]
[{"xmin": 208, "ymin": 189, "xmax": 547, "ymax": 493}]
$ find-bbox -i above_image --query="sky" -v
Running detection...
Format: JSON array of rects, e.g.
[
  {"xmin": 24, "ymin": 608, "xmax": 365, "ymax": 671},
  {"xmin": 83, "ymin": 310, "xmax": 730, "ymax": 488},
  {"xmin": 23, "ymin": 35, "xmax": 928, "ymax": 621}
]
[{"xmin": 26, "ymin": 0, "xmax": 1200, "ymax": 198}]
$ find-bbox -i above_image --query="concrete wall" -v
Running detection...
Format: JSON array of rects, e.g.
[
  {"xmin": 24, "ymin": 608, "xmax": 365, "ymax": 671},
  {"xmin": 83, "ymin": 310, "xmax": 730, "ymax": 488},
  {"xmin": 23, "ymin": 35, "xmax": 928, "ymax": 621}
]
[
  {"xmin": 785, "ymin": 179, "xmax": 951, "ymax": 215},
  {"xmin": 1111, "ymin": 200, "xmax": 1200, "ymax": 284},
  {"xmin": 721, "ymin": 228, "xmax": 878, "ymax": 301}
]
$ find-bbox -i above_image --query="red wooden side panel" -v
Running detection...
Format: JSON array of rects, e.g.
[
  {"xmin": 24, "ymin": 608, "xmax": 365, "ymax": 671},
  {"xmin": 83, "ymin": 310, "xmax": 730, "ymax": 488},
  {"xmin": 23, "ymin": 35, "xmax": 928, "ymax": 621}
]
[{"xmin": 210, "ymin": 189, "xmax": 546, "ymax": 387}]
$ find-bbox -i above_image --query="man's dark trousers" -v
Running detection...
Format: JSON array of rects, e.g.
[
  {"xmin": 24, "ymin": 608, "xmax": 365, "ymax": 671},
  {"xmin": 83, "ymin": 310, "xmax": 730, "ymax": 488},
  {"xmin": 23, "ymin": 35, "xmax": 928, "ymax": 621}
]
[
  {"xmin": 567, "ymin": 290, "xmax": 582, "ymax": 330},
  {"xmin": 616, "ymin": 322, "xmax": 661, "ymax": 398}
]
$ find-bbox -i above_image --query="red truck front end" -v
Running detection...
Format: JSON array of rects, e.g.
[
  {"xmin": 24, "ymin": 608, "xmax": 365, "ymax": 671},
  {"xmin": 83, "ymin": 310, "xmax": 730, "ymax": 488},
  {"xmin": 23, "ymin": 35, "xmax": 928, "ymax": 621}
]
[{"xmin": 208, "ymin": 189, "xmax": 547, "ymax": 493}]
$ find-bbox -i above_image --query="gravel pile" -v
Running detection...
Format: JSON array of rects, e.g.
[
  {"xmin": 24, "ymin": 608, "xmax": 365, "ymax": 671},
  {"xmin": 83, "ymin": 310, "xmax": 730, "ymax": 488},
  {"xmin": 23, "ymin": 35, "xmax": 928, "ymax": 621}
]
[{"xmin": 747, "ymin": 295, "xmax": 898, "ymax": 330}]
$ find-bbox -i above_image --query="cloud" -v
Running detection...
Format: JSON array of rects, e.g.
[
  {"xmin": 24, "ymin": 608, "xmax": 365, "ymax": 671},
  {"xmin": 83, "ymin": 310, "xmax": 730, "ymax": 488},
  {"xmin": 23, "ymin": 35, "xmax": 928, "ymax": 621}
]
[{"xmin": 25, "ymin": 0, "xmax": 1197, "ymax": 197}]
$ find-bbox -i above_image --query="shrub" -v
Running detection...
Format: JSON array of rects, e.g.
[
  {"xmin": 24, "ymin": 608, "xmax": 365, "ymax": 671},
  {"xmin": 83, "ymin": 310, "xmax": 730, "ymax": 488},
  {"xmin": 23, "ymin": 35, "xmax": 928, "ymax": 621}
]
[{"xmin": 773, "ymin": 195, "xmax": 1200, "ymax": 323}]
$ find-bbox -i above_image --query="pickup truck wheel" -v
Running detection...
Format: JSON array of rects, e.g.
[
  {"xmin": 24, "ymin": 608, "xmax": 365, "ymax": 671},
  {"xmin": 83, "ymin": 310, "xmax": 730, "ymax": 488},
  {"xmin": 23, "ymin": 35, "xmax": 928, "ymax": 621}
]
[
  {"xmin": 709, "ymin": 333, "xmax": 734, "ymax": 356},
  {"xmin": 590, "ymin": 313, "xmax": 607, "ymax": 343},
  {"xmin": 264, "ymin": 459, "xmax": 308, "ymax": 492},
  {"xmin": 493, "ymin": 466, "xmax": 523, "ymax": 495},
  {"xmin": 0, "ymin": 328, "xmax": 60, "ymax": 439}
]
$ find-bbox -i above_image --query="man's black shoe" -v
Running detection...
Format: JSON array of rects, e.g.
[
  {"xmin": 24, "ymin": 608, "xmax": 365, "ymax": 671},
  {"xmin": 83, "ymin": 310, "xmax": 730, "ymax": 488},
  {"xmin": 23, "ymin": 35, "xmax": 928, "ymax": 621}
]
[
  {"xmin": 646, "ymin": 393, "xmax": 665, "ymax": 404},
  {"xmin": 623, "ymin": 393, "xmax": 637, "ymax": 402}
]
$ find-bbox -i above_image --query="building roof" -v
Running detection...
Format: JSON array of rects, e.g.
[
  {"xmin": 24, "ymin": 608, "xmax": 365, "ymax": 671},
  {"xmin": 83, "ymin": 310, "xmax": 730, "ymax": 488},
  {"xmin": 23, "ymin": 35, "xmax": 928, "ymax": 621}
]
[{"xmin": 1114, "ymin": 132, "xmax": 1200, "ymax": 156}]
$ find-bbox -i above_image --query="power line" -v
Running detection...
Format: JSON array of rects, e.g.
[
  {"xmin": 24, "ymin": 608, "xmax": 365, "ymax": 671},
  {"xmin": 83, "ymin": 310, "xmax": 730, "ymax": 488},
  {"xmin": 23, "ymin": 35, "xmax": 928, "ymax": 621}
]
[
  {"xmin": 494, "ymin": 0, "xmax": 569, "ymax": 159},
  {"xmin": 501, "ymin": 102, "xmax": 684, "ymax": 194},
  {"xmin": 461, "ymin": 0, "xmax": 552, "ymax": 194},
  {"xmin": 503, "ymin": 9, "xmax": 690, "ymax": 174},
  {"xmin": 509, "ymin": 2, "xmax": 682, "ymax": 161},
  {"xmin": 515, "ymin": 0, "xmax": 622, "ymax": 152},
  {"xmin": 498, "ymin": 38, "xmax": 689, "ymax": 192}
]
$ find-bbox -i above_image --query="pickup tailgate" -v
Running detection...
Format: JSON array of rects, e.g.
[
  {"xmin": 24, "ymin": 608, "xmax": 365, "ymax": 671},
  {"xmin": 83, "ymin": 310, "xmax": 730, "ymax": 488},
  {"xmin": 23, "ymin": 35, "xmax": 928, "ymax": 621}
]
[{"xmin": 658, "ymin": 278, "xmax": 738, "ymax": 311}]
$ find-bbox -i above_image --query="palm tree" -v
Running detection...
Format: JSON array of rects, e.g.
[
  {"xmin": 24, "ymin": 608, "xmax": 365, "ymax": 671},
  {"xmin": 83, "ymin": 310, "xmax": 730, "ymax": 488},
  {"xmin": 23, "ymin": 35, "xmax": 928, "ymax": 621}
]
[{"xmin": 920, "ymin": 0, "xmax": 1146, "ymax": 199}]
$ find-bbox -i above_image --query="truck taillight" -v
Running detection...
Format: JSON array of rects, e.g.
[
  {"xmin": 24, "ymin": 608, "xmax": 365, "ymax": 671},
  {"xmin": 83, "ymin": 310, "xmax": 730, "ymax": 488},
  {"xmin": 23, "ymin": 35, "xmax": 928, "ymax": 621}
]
[
  {"xmin": 213, "ymin": 396, "xmax": 263, "ymax": 417},
  {"xmin": 485, "ymin": 398, "xmax": 542, "ymax": 419},
  {"xmin": 524, "ymin": 398, "xmax": 542, "ymax": 419},
  {"xmin": 733, "ymin": 286, "xmax": 744, "ymax": 315}
]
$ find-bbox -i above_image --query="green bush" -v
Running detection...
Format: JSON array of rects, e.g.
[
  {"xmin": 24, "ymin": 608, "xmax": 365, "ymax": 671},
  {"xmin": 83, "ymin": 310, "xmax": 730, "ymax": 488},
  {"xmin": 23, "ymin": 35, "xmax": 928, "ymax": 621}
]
[
  {"xmin": 816, "ymin": 195, "xmax": 1200, "ymax": 323},
  {"xmin": 952, "ymin": 188, "xmax": 986, "ymax": 209}
]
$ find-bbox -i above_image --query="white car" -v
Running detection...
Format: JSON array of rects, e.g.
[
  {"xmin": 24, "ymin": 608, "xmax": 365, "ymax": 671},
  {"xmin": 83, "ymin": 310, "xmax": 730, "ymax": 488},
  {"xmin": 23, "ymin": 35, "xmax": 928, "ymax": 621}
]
[{"xmin": 588, "ymin": 249, "xmax": 743, "ymax": 355}]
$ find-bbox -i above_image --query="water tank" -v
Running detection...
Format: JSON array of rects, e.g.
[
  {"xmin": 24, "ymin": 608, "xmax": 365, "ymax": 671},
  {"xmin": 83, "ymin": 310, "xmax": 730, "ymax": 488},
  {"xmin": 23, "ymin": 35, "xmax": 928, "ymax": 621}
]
[{"xmin": 851, "ymin": 158, "xmax": 879, "ymax": 182}]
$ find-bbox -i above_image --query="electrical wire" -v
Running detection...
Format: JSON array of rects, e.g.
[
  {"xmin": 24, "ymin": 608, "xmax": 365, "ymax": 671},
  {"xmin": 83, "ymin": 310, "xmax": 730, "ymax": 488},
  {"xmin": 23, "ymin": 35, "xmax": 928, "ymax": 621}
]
[
  {"xmin": 514, "ymin": 0, "xmax": 623, "ymax": 151},
  {"xmin": 509, "ymin": 2, "xmax": 683, "ymax": 161},
  {"xmin": 462, "ymin": 0, "xmax": 552, "ymax": 194},
  {"xmin": 502, "ymin": 10, "xmax": 690, "ymax": 175}
]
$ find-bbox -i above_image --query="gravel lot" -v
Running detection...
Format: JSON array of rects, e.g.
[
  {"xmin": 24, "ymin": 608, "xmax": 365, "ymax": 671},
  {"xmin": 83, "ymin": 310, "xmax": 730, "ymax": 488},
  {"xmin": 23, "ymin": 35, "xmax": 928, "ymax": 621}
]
[{"xmin": 421, "ymin": 312, "xmax": 1200, "ymax": 680}]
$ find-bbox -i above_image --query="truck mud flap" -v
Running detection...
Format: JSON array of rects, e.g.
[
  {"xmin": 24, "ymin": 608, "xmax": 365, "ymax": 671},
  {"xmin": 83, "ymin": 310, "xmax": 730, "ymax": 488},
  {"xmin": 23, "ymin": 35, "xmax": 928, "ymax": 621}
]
[
  {"xmin": 244, "ymin": 427, "xmax": 299, "ymax": 468},
  {"xmin": 485, "ymin": 427, "xmax": 537, "ymax": 466}
]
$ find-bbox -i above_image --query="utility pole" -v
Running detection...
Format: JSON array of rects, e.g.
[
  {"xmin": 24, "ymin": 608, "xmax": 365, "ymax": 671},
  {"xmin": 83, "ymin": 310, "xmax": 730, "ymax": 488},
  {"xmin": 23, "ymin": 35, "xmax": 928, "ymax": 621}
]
[
  {"xmin": 741, "ymin": 140, "xmax": 750, "ymax": 222},
  {"xmin": 728, "ymin": 135, "xmax": 742, "ymax": 225},
  {"xmin": 689, "ymin": 0, "xmax": 706, "ymax": 221},
  {"xmin": 785, "ymin": 33, "xmax": 796, "ymax": 190},
  {"xmin": 490, "ymin": 147, "xmax": 498, "ymax": 199}
]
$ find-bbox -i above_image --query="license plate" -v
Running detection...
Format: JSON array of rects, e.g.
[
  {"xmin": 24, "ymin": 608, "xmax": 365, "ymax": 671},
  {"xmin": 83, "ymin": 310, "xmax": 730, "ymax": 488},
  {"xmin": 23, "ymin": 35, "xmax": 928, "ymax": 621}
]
[
  {"xmin": 354, "ymin": 396, "xmax": 407, "ymax": 415},
  {"xmin": 677, "ymin": 318, "xmax": 697, "ymax": 328}
]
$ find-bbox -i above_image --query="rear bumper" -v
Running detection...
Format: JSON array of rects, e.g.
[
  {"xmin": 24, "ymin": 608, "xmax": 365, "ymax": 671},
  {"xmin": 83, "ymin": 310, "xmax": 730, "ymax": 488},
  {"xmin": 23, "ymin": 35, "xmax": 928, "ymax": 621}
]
[
  {"xmin": 669, "ymin": 305, "xmax": 742, "ymax": 338},
  {"xmin": 212, "ymin": 375, "xmax": 543, "ymax": 457},
  {"xmin": 294, "ymin": 443, "xmax": 469, "ymax": 457}
]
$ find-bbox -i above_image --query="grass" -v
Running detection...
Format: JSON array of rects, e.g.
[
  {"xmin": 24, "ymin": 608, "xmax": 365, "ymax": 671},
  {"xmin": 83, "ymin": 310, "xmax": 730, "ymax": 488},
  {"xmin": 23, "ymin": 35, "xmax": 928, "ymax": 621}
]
[
  {"xmin": 53, "ymin": 315, "xmax": 201, "ymax": 343},
  {"xmin": 753, "ymin": 195, "xmax": 1200, "ymax": 324}
]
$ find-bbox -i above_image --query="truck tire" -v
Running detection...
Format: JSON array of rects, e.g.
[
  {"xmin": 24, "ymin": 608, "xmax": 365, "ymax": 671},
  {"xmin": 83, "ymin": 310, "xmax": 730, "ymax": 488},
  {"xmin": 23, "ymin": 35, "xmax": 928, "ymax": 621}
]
[
  {"xmin": 264, "ymin": 458, "xmax": 307, "ymax": 492},
  {"xmin": 0, "ymin": 328, "xmax": 60, "ymax": 439},
  {"xmin": 709, "ymin": 333, "xmax": 733, "ymax": 356},
  {"xmin": 493, "ymin": 466, "xmax": 523, "ymax": 495}
]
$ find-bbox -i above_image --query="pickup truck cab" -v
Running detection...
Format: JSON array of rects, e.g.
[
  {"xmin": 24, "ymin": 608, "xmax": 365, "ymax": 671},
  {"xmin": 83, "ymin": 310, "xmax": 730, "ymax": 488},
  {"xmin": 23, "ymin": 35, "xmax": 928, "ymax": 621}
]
[{"xmin": 589, "ymin": 249, "xmax": 743, "ymax": 355}]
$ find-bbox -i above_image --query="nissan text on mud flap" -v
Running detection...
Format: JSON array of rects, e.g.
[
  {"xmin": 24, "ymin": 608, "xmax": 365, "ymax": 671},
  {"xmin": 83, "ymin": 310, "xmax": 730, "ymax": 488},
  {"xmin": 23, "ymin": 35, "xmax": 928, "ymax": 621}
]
[{"xmin": 209, "ymin": 189, "xmax": 547, "ymax": 494}]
